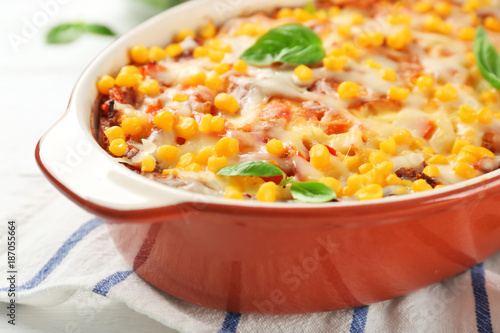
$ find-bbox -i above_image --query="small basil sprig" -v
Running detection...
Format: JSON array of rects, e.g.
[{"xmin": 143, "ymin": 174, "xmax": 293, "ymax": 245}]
[
  {"xmin": 47, "ymin": 22, "xmax": 115, "ymax": 44},
  {"xmin": 217, "ymin": 161, "xmax": 337, "ymax": 203},
  {"xmin": 474, "ymin": 26, "xmax": 500, "ymax": 89},
  {"xmin": 240, "ymin": 24, "xmax": 326, "ymax": 66}
]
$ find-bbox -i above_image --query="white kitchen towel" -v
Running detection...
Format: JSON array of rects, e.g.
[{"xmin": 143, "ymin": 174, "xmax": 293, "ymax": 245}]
[{"xmin": 1, "ymin": 185, "xmax": 500, "ymax": 333}]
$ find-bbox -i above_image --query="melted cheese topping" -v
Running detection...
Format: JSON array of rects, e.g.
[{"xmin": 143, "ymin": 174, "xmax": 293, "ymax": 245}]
[{"xmin": 98, "ymin": 0, "xmax": 500, "ymax": 203}]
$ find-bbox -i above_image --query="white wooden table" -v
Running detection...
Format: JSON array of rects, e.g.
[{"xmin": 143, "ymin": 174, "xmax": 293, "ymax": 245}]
[{"xmin": 0, "ymin": 1, "xmax": 179, "ymax": 331}]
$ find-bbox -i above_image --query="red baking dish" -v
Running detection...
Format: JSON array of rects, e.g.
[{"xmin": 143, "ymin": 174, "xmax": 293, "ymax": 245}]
[{"xmin": 35, "ymin": 0, "xmax": 500, "ymax": 314}]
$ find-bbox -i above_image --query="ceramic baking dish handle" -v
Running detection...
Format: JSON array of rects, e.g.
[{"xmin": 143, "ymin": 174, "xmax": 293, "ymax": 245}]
[{"xmin": 36, "ymin": 106, "xmax": 193, "ymax": 212}]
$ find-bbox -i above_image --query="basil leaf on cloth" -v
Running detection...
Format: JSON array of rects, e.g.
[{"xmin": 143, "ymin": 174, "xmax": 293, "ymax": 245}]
[
  {"xmin": 47, "ymin": 22, "xmax": 115, "ymax": 44},
  {"xmin": 290, "ymin": 182, "xmax": 337, "ymax": 203},
  {"xmin": 241, "ymin": 24, "xmax": 326, "ymax": 65},
  {"xmin": 474, "ymin": 26, "xmax": 500, "ymax": 89}
]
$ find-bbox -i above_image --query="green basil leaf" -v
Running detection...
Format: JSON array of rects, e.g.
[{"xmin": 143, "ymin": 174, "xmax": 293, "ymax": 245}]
[
  {"xmin": 240, "ymin": 24, "xmax": 326, "ymax": 65},
  {"xmin": 304, "ymin": 1, "xmax": 316, "ymax": 14},
  {"xmin": 474, "ymin": 26, "xmax": 500, "ymax": 89},
  {"xmin": 47, "ymin": 23, "xmax": 85, "ymax": 44},
  {"xmin": 290, "ymin": 182, "xmax": 337, "ymax": 203},
  {"xmin": 85, "ymin": 24, "xmax": 116, "ymax": 36},
  {"xmin": 217, "ymin": 161, "xmax": 285, "ymax": 177},
  {"xmin": 47, "ymin": 22, "xmax": 115, "ymax": 44}
]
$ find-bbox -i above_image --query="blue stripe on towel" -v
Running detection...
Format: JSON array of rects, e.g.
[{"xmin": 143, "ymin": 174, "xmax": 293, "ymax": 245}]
[
  {"xmin": 93, "ymin": 270, "xmax": 134, "ymax": 296},
  {"xmin": 218, "ymin": 312, "xmax": 242, "ymax": 333},
  {"xmin": 0, "ymin": 218, "xmax": 104, "ymax": 292},
  {"xmin": 471, "ymin": 264, "xmax": 493, "ymax": 333},
  {"xmin": 349, "ymin": 305, "xmax": 369, "ymax": 333}
]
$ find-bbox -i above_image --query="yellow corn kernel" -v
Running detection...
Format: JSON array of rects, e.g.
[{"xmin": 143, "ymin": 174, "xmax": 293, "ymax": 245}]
[
  {"xmin": 97, "ymin": 75, "xmax": 115, "ymax": 95},
  {"xmin": 175, "ymin": 117, "xmax": 198, "ymax": 139},
  {"xmin": 206, "ymin": 74, "xmax": 222, "ymax": 90},
  {"xmin": 478, "ymin": 107, "xmax": 493, "ymax": 124},
  {"xmin": 344, "ymin": 174, "xmax": 368, "ymax": 195},
  {"xmin": 141, "ymin": 156, "xmax": 156, "ymax": 172},
  {"xmin": 188, "ymin": 72, "xmax": 207, "ymax": 86},
  {"xmin": 394, "ymin": 186, "xmax": 409, "ymax": 195},
  {"xmin": 149, "ymin": 46, "xmax": 166, "ymax": 62},
  {"xmin": 328, "ymin": 6, "xmax": 340, "ymax": 17},
  {"xmin": 435, "ymin": 1, "xmax": 453, "ymax": 16},
  {"xmin": 234, "ymin": 22, "xmax": 262, "ymax": 37},
  {"xmin": 337, "ymin": 24, "xmax": 352, "ymax": 37},
  {"xmin": 458, "ymin": 26, "xmax": 476, "ymax": 41},
  {"xmin": 173, "ymin": 93, "xmax": 189, "ymax": 102},
  {"xmin": 423, "ymin": 165, "xmax": 440, "ymax": 177},
  {"xmin": 469, "ymin": 12, "xmax": 481, "ymax": 25},
  {"xmin": 351, "ymin": 13, "xmax": 364, "ymax": 25},
  {"xmin": 387, "ymin": 13, "xmax": 412, "ymax": 25},
  {"xmin": 224, "ymin": 186, "xmax": 244, "ymax": 200},
  {"xmin": 391, "ymin": 129, "xmax": 413, "ymax": 145},
  {"xmin": 461, "ymin": 145, "xmax": 495, "ymax": 159},
  {"xmin": 485, "ymin": 16, "xmax": 500, "ymax": 32},
  {"xmin": 138, "ymin": 79, "xmax": 160, "ymax": 95},
  {"xmin": 410, "ymin": 138, "xmax": 427, "ymax": 150},
  {"xmin": 277, "ymin": 8, "xmax": 294, "ymax": 19},
  {"xmin": 364, "ymin": 168, "xmax": 385, "ymax": 185},
  {"xmin": 458, "ymin": 104, "xmax": 476, "ymax": 123},
  {"xmin": 130, "ymin": 45, "xmax": 149, "ymax": 64},
  {"xmin": 479, "ymin": 90, "xmax": 498, "ymax": 105},
  {"xmin": 315, "ymin": 11, "xmax": 328, "ymax": 23},
  {"xmin": 434, "ymin": 84, "xmax": 458, "ymax": 102},
  {"xmin": 310, "ymin": 144, "xmax": 330, "ymax": 169},
  {"xmin": 369, "ymin": 151, "xmax": 390, "ymax": 165},
  {"xmin": 115, "ymin": 72, "xmax": 142, "ymax": 88},
  {"xmin": 355, "ymin": 184, "xmax": 383, "ymax": 200},
  {"xmin": 198, "ymin": 114, "xmax": 213, "ymax": 133},
  {"xmin": 162, "ymin": 169, "xmax": 178, "ymax": 176},
  {"xmin": 454, "ymin": 162, "xmax": 478, "ymax": 179},
  {"xmin": 328, "ymin": 48, "xmax": 344, "ymax": 57},
  {"xmin": 386, "ymin": 173, "xmax": 403, "ymax": 186},
  {"xmin": 452, "ymin": 139, "xmax": 470, "ymax": 154},
  {"xmin": 466, "ymin": 51, "xmax": 476, "ymax": 64},
  {"xmin": 402, "ymin": 180, "xmax": 413, "ymax": 189},
  {"xmin": 184, "ymin": 163, "xmax": 202, "ymax": 172},
  {"xmin": 457, "ymin": 151, "xmax": 478, "ymax": 164},
  {"xmin": 387, "ymin": 28, "xmax": 412, "ymax": 50},
  {"xmin": 380, "ymin": 68, "xmax": 397, "ymax": 81},
  {"xmin": 207, "ymin": 156, "xmax": 228, "ymax": 173},
  {"xmin": 215, "ymin": 137, "xmax": 239, "ymax": 157},
  {"xmin": 435, "ymin": 184, "xmax": 447, "ymax": 189},
  {"xmin": 175, "ymin": 29, "xmax": 196, "ymax": 42},
  {"xmin": 207, "ymin": 39, "xmax": 233, "ymax": 53},
  {"xmin": 359, "ymin": 162, "xmax": 374, "ymax": 174},
  {"xmin": 341, "ymin": 42, "xmax": 360, "ymax": 58},
  {"xmin": 462, "ymin": 0, "xmax": 481, "ymax": 12},
  {"xmin": 153, "ymin": 111, "xmax": 174, "ymax": 131},
  {"xmin": 415, "ymin": 75, "xmax": 434, "ymax": 89},
  {"xmin": 215, "ymin": 93, "xmax": 239, "ymax": 113},
  {"xmin": 104, "ymin": 126, "xmax": 125, "ymax": 142},
  {"xmin": 214, "ymin": 63, "xmax": 231, "ymax": 75},
  {"xmin": 427, "ymin": 154, "xmax": 448, "ymax": 165},
  {"xmin": 256, "ymin": 182, "xmax": 277, "ymax": 202},
  {"xmin": 338, "ymin": 81, "xmax": 360, "ymax": 99},
  {"xmin": 193, "ymin": 46, "xmax": 209, "ymax": 58},
  {"xmin": 414, "ymin": 1, "xmax": 432, "ymax": 13},
  {"xmin": 158, "ymin": 145, "xmax": 178, "ymax": 161},
  {"xmin": 266, "ymin": 139, "xmax": 286, "ymax": 156},
  {"xmin": 294, "ymin": 65, "xmax": 314, "ymax": 81},
  {"xmin": 177, "ymin": 153, "xmax": 197, "ymax": 169},
  {"xmin": 324, "ymin": 55, "xmax": 348, "ymax": 71},
  {"xmin": 365, "ymin": 58, "xmax": 382, "ymax": 69},
  {"xmin": 495, "ymin": 111, "xmax": 500, "ymax": 119},
  {"xmin": 412, "ymin": 179, "xmax": 433, "ymax": 192},
  {"xmin": 165, "ymin": 43, "xmax": 184, "ymax": 58},
  {"xmin": 210, "ymin": 116, "xmax": 225, "ymax": 132},
  {"xmin": 319, "ymin": 177, "xmax": 342, "ymax": 194},
  {"xmin": 380, "ymin": 137, "xmax": 397, "ymax": 155},
  {"xmin": 109, "ymin": 139, "xmax": 128, "ymax": 157},
  {"xmin": 389, "ymin": 86, "xmax": 410, "ymax": 101},
  {"xmin": 121, "ymin": 117, "xmax": 143, "ymax": 136},
  {"xmin": 424, "ymin": 14, "xmax": 443, "ymax": 32},
  {"xmin": 294, "ymin": 8, "xmax": 314, "ymax": 22},
  {"xmin": 356, "ymin": 33, "xmax": 372, "ymax": 48},
  {"xmin": 119, "ymin": 65, "xmax": 140, "ymax": 75},
  {"xmin": 200, "ymin": 23, "xmax": 216, "ymax": 39},
  {"xmin": 233, "ymin": 59, "xmax": 248, "ymax": 74},
  {"xmin": 197, "ymin": 146, "xmax": 216, "ymax": 165},
  {"xmin": 378, "ymin": 161, "xmax": 394, "ymax": 175}
]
